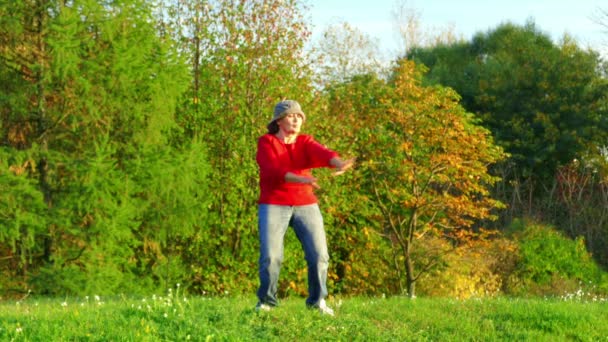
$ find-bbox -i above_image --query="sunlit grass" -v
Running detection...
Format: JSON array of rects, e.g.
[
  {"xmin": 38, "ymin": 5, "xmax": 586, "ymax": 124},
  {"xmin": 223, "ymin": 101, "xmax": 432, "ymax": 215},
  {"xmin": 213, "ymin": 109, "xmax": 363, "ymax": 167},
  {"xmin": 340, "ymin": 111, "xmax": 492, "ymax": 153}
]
[{"xmin": 1, "ymin": 287, "xmax": 607, "ymax": 341}]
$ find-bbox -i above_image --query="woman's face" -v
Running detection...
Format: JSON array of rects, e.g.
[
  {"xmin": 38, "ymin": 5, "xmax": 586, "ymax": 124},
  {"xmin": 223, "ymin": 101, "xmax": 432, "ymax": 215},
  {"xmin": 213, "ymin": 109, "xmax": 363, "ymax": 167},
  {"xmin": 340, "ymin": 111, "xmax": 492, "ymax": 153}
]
[{"xmin": 277, "ymin": 113, "xmax": 304, "ymax": 135}]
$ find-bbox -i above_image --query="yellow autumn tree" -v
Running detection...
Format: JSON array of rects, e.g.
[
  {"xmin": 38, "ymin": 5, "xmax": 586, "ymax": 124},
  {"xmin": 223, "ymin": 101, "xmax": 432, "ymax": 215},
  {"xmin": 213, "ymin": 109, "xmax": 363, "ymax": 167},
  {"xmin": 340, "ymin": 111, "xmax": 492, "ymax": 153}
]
[{"xmin": 362, "ymin": 60, "xmax": 507, "ymax": 297}]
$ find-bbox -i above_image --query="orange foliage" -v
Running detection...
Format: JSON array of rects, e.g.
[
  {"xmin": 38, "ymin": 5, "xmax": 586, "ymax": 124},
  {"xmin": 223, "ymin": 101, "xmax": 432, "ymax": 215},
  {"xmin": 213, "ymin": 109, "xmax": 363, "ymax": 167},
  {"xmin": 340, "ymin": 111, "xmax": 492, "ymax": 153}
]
[{"xmin": 330, "ymin": 60, "xmax": 507, "ymax": 296}]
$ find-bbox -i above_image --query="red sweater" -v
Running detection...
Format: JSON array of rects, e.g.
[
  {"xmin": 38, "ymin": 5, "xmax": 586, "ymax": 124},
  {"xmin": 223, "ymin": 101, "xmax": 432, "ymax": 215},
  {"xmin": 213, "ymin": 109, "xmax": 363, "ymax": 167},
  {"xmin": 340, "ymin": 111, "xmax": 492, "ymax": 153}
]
[{"xmin": 256, "ymin": 133, "xmax": 338, "ymax": 205}]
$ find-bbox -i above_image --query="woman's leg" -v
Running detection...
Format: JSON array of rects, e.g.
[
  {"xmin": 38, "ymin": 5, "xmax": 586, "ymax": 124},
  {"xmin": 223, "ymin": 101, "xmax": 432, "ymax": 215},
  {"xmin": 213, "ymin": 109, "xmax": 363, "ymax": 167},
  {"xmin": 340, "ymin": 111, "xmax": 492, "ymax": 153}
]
[
  {"xmin": 291, "ymin": 204, "xmax": 329, "ymax": 306},
  {"xmin": 257, "ymin": 204, "xmax": 292, "ymax": 306}
]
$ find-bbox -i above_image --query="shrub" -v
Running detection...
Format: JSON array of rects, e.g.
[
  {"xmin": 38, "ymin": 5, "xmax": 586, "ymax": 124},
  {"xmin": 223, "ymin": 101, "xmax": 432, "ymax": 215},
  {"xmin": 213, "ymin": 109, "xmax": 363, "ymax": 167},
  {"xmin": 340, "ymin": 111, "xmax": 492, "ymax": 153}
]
[
  {"xmin": 417, "ymin": 235, "xmax": 517, "ymax": 299},
  {"xmin": 505, "ymin": 219, "xmax": 608, "ymax": 296}
]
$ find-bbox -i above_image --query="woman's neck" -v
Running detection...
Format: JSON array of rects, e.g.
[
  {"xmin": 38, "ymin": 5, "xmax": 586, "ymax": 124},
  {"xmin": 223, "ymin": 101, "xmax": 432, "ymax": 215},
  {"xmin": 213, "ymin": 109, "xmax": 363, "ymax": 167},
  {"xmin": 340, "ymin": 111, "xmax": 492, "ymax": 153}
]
[{"xmin": 275, "ymin": 130, "xmax": 297, "ymax": 144}]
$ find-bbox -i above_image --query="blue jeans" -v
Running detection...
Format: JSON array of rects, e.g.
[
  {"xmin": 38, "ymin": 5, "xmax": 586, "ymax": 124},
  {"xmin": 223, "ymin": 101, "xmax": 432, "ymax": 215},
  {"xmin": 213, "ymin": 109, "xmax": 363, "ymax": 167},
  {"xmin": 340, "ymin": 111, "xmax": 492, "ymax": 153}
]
[{"xmin": 257, "ymin": 204, "xmax": 329, "ymax": 307}]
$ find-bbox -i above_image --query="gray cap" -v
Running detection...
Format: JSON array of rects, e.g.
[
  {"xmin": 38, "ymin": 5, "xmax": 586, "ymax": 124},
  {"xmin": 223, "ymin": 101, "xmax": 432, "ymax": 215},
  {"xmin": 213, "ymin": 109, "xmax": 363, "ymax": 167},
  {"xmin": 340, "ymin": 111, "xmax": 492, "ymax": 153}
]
[{"xmin": 271, "ymin": 100, "xmax": 306, "ymax": 124}]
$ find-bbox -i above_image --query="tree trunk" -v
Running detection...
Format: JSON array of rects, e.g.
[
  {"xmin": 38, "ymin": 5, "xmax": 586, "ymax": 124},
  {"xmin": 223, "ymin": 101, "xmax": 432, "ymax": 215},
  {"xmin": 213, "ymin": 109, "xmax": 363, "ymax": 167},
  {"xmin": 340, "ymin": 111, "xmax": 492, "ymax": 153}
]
[
  {"xmin": 193, "ymin": 8, "xmax": 201, "ymax": 112},
  {"xmin": 405, "ymin": 251, "xmax": 415, "ymax": 298},
  {"xmin": 402, "ymin": 237, "xmax": 416, "ymax": 298},
  {"xmin": 34, "ymin": 0, "xmax": 52, "ymax": 263},
  {"xmin": 404, "ymin": 212, "xmax": 417, "ymax": 298}
]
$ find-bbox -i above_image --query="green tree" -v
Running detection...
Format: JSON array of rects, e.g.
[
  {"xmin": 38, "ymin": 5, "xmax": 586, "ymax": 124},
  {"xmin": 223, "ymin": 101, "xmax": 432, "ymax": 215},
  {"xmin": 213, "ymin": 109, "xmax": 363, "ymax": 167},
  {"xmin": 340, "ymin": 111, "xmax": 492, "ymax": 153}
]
[
  {"xmin": 163, "ymin": 0, "xmax": 316, "ymax": 294},
  {"xmin": 409, "ymin": 21, "xmax": 608, "ymax": 183},
  {"xmin": 0, "ymin": 0, "xmax": 205, "ymax": 295}
]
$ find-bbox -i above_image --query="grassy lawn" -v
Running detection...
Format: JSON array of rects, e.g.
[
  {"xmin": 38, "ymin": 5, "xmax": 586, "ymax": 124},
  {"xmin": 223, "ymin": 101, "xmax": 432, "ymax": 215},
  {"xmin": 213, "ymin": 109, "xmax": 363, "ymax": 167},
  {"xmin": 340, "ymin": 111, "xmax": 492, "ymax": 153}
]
[{"xmin": 1, "ymin": 290, "xmax": 607, "ymax": 341}]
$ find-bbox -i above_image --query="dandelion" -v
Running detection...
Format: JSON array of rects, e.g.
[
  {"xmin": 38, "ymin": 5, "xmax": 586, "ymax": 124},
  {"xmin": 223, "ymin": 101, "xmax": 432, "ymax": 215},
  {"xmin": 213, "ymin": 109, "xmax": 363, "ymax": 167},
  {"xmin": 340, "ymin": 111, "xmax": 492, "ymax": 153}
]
[
  {"xmin": 164, "ymin": 313, "xmax": 168, "ymax": 318},
  {"xmin": 16, "ymin": 326, "xmax": 23, "ymax": 333},
  {"xmin": 95, "ymin": 295, "xmax": 101, "ymax": 302},
  {"xmin": 61, "ymin": 301, "xmax": 68, "ymax": 307}
]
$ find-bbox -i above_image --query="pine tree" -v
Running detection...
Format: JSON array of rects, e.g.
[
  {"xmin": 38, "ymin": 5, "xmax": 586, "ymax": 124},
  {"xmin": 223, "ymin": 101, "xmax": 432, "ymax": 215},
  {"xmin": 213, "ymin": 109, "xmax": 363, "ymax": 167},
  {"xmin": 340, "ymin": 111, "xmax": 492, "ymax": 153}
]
[{"xmin": 1, "ymin": 0, "xmax": 209, "ymax": 295}]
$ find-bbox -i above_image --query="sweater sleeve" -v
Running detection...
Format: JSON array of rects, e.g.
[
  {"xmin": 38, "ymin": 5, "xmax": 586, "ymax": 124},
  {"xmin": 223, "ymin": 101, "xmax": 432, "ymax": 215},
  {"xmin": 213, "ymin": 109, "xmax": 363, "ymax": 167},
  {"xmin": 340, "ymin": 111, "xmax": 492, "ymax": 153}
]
[{"xmin": 301, "ymin": 135, "xmax": 339, "ymax": 169}]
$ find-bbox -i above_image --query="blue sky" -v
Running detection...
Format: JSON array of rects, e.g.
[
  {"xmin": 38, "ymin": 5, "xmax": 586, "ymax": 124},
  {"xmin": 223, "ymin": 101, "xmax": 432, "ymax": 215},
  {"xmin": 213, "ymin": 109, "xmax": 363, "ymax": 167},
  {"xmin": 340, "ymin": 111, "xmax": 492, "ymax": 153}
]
[{"xmin": 306, "ymin": 0, "xmax": 607, "ymax": 58}]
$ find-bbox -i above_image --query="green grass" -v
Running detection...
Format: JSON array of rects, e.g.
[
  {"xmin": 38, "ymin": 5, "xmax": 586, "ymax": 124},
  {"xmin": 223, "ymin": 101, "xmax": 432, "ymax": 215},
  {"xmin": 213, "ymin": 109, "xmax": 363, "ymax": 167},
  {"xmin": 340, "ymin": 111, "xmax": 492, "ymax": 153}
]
[{"xmin": 1, "ymin": 290, "xmax": 607, "ymax": 341}]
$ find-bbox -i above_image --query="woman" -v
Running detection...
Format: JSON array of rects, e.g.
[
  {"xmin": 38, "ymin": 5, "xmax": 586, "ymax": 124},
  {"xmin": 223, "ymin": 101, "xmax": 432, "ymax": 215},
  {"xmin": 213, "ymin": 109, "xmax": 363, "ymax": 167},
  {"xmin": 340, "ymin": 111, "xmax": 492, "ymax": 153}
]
[{"xmin": 255, "ymin": 100, "xmax": 355, "ymax": 315}]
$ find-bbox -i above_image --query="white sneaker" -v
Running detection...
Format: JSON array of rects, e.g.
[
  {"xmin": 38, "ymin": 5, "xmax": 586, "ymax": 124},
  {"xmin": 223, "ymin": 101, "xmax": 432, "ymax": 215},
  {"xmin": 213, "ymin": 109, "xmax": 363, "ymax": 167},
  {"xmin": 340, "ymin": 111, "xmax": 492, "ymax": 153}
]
[
  {"xmin": 318, "ymin": 299, "xmax": 334, "ymax": 316},
  {"xmin": 255, "ymin": 302, "xmax": 272, "ymax": 312}
]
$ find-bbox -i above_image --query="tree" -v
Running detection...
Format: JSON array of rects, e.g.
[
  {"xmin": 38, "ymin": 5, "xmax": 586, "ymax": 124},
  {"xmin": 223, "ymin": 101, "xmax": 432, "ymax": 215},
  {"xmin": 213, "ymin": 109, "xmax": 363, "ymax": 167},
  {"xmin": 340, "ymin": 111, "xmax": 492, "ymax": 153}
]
[
  {"xmin": 592, "ymin": 6, "xmax": 608, "ymax": 46},
  {"xmin": 0, "ymin": 0, "xmax": 206, "ymax": 295},
  {"xmin": 391, "ymin": 0, "xmax": 463, "ymax": 57},
  {"xmin": 391, "ymin": 0, "xmax": 424, "ymax": 55},
  {"xmin": 322, "ymin": 60, "xmax": 506, "ymax": 297},
  {"xmin": 373, "ymin": 61, "xmax": 505, "ymax": 297},
  {"xmin": 162, "ymin": 0, "xmax": 317, "ymax": 294},
  {"xmin": 409, "ymin": 21, "xmax": 608, "ymax": 183},
  {"xmin": 311, "ymin": 21, "xmax": 386, "ymax": 87},
  {"xmin": 311, "ymin": 73, "xmax": 399, "ymax": 295}
]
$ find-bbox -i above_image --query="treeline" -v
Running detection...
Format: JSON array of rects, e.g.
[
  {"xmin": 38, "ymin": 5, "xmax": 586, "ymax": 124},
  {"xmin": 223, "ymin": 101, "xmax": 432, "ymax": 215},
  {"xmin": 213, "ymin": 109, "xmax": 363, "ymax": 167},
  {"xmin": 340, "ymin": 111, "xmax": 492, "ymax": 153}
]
[{"xmin": 1, "ymin": 0, "xmax": 607, "ymax": 299}]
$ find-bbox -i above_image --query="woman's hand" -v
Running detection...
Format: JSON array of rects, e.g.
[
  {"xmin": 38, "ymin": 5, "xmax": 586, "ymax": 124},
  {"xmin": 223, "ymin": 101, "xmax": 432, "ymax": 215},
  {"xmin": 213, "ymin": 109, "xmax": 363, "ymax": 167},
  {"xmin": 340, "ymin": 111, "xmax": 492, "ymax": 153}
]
[
  {"xmin": 285, "ymin": 172, "xmax": 320, "ymax": 189},
  {"xmin": 330, "ymin": 157, "xmax": 356, "ymax": 176}
]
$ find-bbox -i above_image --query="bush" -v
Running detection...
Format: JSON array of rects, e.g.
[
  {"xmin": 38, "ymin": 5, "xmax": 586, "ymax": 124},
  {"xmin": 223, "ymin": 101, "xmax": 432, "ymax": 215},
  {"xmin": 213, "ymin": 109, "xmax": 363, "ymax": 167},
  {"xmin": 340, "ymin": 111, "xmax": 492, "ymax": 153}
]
[
  {"xmin": 417, "ymin": 235, "xmax": 517, "ymax": 299},
  {"xmin": 505, "ymin": 219, "xmax": 608, "ymax": 296}
]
